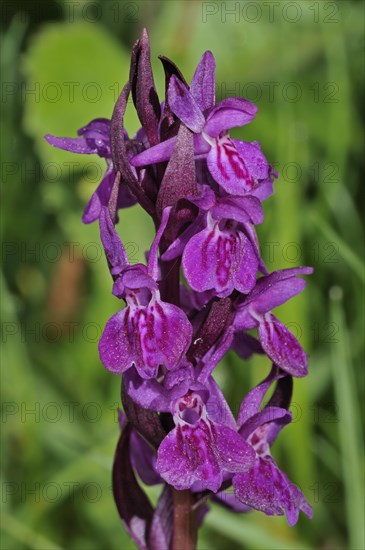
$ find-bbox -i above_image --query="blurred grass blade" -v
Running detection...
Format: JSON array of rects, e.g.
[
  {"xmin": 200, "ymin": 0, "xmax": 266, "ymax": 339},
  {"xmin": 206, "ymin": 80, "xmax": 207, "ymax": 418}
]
[
  {"xmin": 310, "ymin": 211, "xmax": 364, "ymax": 283},
  {"xmin": 204, "ymin": 505, "xmax": 309, "ymax": 550},
  {"xmin": 0, "ymin": 512, "xmax": 62, "ymax": 550},
  {"xmin": 330, "ymin": 287, "xmax": 364, "ymax": 549},
  {"xmin": 312, "ymin": 435, "xmax": 341, "ymax": 478}
]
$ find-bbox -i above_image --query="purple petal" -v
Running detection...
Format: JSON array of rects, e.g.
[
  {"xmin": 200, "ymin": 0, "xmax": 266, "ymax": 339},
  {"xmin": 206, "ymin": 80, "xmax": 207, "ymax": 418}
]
[
  {"xmin": 123, "ymin": 363, "xmax": 194, "ymax": 412},
  {"xmin": 44, "ymin": 134, "xmax": 97, "ymax": 155},
  {"xmin": 98, "ymin": 309, "xmax": 136, "ymax": 375},
  {"xmin": 204, "ymin": 98, "xmax": 258, "ymax": 137},
  {"xmin": 239, "ymin": 406, "xmax": 291, "ymax": 441},
  {"xmin": 131, "ymin": 137, "xmax": 177, "ymax": 167},
  {"xmin": 161, "ymin": 219, "xmax": 203, "ymax": 262},
  {"xmin": 194, "ymin": 133, "xmax": 211, "ymax": 156},
  {"xmin": 147, "ymin": 206, "xmax": 172, "ymax": 280},
  {"xmin": 83, "ymin": 169, "xmax": 114, "ymax": 224},
  {"xmin": 77, "ymin": 117, "xmax": 110, "ymax": 137},
  {"xmin": 258, "ymin": 313, "xmax": 308, "ymax": 377},
  {"xmin": 156, "ymin": 422, "xmax": 223, "ymax": 492},
  {"xmin": 230, "ymin": 232, "xmax": 258, "ymax": 295},
  {"xmin": 168, "ymin": 75, "xmax": 205, "ymax": 133},
  {"xmin": 212, "ymin": 196, "xmax": 264, "ymax": 225},
  {"xmin": 238, "ymin": 366, "xmax": 280, "ymax": 427},
  {"xmin": 213, "ymin": 423, "xmax": 256, "ymax": 472},
  {"xmin": 190, "ymin": 51, "xmax": 216, "ymax": 113},
  {"xmin": 121, "ymin": 379, "xmax": 166, "ymax": 448},
  {"xmin": 252, "ymin": 267, "xmax": 313, "ymax": 292},
  {"xmin": 205, "ymin": 375, "xmax": 236, "ymax": 429},
  {"xmin": 233, "ymin": 310, "xmax": 258, "ymax": 332},
  {"xmin": 164, "ymin": 363, "xmax": 195, "ymax": 391},
  {"xmin": 78, "ymin": 120, "xmax": 111, "ymax": 157},
  {"xmin": 245, "ymin": 267, "xmax": 313, "ymax": 313},
  {"xmin": 182, "ymin": 223, "xmax": 258, "ymax": 297},
  {"xmin": 182, "ymin": 225, "xmax": 224, "ymax": 294},
  {"xmin": 233, "ymin": 140, "xmax": 270, "ymax": 182},
  {"xmin": 114, "ymin": 266, "xmax": 157, "ymax": 298},
  {"xmin": 251, "ymin": 177, "xmax": 274, "ymax": 201},
  {"xmin": 198, "ymin": 327, "xmax": 234, "ymax": 384},
  {"xmin": 141, "ymin": 299, "xmax": 192, "ymax": 372},
  {"xmin": 45, "ymin": 118, "xmax": 112, "ymax": 158},
  {"xmin": 233, "ymin": 457, "xmax": 312, "ymax": 525},
  {"xmin": 130, "ymin": 430, "xmax": 161, "ymax": 485},
  {"xmin": 99, "ymin": 206, "xmax": 129, "ymax": 275},
  {"xmin": 255, "ymin": 278, "xmax": 307, "ymax": 314},
  {"xmin": 188, "ymin": 184, "xmax": 216, "ymax": 210},
  {"xmin": 117, "ymin": 180, "xmax": 138, "ymax": 209},
  {"xmin": 244, "ymin": 375, "xmax": 293, "ymax": 447},
  {"xmin": 131, "ymin": 132, "xmax": 209, "ymax": 168},
  {"xmin": 123, "ymin": 370, "xmax": 171, "ymax": 411},
  {"xmin": 238, "ymin": 221, "xmax": 268, "ymax": 275},
  {"xmin": 99, "ymin": 299, "xmax": 192, "ymax": 378},
  {"xmin": 207, "ymin": 137, "xmax": 255, "ymax": 195}
]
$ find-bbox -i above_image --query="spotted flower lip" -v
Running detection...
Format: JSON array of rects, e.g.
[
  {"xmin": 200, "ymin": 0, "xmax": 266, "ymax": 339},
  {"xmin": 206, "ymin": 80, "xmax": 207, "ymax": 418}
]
[
  {"xmin": 156, "ymin": 383, "xmax": 255, "ymax": 492},
  {"xmin": 182, "ymin": 213, "xmax": 258, "ymax": 297},
  {"xmin": 98, "ymin": 286, "xmax": 192, "ymax": 379}
]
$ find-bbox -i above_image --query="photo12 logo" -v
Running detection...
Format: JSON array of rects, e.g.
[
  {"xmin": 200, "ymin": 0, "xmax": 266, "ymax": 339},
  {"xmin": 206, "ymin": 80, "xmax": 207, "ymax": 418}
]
[{"xmin": 201, "ymin": 2, "xmax": 341, "ymax": 24}]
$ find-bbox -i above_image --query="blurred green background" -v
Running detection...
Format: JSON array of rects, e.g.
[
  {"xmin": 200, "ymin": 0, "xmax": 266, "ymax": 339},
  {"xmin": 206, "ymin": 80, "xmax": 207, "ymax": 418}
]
[{"xmin": 1, "ymin": 1, "xmax": 364, "ymax": 548}]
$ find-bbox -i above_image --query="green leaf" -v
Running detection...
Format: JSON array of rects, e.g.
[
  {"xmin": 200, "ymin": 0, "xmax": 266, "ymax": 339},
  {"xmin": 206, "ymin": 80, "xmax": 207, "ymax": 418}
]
[{"xmin": 21, "ymin": 22, "xmax": 133, "ymax": 164}]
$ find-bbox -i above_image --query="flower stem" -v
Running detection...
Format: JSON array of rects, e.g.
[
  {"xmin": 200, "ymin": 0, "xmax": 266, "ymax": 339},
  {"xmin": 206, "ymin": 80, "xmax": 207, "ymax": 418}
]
[{"xmin": 172, "ymin": 489, "xmax": 197, "ymax": 550}]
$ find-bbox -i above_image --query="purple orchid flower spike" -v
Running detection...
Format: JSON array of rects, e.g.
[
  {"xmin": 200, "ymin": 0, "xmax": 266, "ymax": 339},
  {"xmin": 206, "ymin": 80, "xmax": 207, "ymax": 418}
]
[
  {"xmin": 234, "ymin": 267, "xmax": 314, "ymax": 376},
  {"xmin": 46, "ymin": 29, "xmax": 314, "ymax": 548},
  {"xmin": 98, "ymin": 207, "xmax": 193, "ymax": 379},
  {"xmin": 232, "ymin": 367, "xmax": 313, "ymax": 525},
  {"xmin": 45, "ymin": 119, "xmax": 137, "ymax": 223},
  {"xmin": 156, "ymin": 379, "xmax": 255, "ymax": 492}
]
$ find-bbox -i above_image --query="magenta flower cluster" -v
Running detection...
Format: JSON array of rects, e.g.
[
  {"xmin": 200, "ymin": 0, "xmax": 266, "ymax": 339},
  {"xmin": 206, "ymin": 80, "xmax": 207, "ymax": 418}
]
[{"xmin": 46, "ymin": 29, "xmax": 312, "ymax": 549}]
